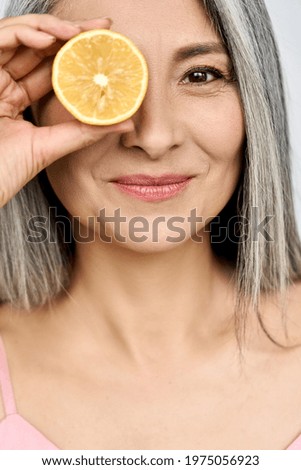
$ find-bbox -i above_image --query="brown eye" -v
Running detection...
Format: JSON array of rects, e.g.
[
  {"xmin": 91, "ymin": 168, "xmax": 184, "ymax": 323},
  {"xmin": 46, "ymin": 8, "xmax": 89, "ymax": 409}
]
[
  {"xmin": 181, "ymin": 67, "xmax": 223, "ymax": 85},
  {"xmin": 185, "ymin": 71, "xmax": 209, "ymax": 83}
]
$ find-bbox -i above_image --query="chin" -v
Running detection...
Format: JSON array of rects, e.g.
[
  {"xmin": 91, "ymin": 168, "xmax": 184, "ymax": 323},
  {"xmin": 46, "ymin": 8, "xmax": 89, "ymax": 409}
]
[
  {"xmin": 94, "ymin": 225, "xmax": 193, "ymax": 254},
  {"xmin": 110, "ymin": 240, "xmax": 188, "ymax": 255}
]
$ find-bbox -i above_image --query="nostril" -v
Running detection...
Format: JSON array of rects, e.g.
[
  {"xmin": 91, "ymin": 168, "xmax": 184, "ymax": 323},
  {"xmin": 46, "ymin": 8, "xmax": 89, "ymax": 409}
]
[
  {"xmin": 120, "ymin": 133, "xmax": 139, "ymax": 149},
  {"xmin": 132, "ymin": 145, "xmax": 144, "ymax": 151}
]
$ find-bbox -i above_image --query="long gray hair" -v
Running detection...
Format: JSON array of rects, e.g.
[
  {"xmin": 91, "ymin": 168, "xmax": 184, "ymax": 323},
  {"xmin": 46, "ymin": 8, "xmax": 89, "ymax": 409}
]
[{"xmin": 2, "ymin": 0, "xmax": 301, "ymax": 349}]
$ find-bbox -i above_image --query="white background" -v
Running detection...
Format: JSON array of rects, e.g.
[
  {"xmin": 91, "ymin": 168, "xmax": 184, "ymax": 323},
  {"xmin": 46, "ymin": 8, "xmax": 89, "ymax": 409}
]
[{"xmin": 1, "ymin": 0, "xmax": 301, "ymax": 232}]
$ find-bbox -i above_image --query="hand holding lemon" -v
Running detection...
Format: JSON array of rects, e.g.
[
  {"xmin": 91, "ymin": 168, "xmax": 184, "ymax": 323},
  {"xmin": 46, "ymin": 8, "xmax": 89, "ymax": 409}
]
[{"xmin": 0, "ymin": 15, "xmax": 147, "ymax": 208}]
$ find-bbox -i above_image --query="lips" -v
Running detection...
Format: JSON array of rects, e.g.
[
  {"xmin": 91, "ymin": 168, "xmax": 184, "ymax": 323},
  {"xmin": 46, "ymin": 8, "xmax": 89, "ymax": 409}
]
[
  {"xmin": 112, "ymin": 174, "xmax": 193, "ymax": 186},
  {"xmin": 111, "ymin": 174, "xmax": 194, "ymax": 202}
]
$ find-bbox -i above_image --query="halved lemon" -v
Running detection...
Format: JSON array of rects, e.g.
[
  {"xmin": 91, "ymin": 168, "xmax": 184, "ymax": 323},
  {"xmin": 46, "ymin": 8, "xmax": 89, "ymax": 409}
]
[{"xmin": 52, "ymin": 29, "xmax": 149, "ymax": 125}]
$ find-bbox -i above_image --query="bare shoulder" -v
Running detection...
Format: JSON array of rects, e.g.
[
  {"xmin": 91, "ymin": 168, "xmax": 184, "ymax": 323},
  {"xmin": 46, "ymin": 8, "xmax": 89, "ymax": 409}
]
[
  {"xmin": 0, "ymin": 303, "xmax": 14, "ymax": 422},
  {"xmin": 0, "ymin": 302, "xmax": 46, "ymax": 354},
  {"xmin": 0, "ymin": 302, "xmax": 25, "ymax": 335},
  {"xmin": 0, "ymin": 303, "xmax": 31, "ymax": 422},
  {"xmin": 258, "ymin": 278, "xmax": 301, "ymax": 349},
  {"xmin": 0, "ymin": 302, "xmax": 14, "ymax": 332},
  {"xmin": 0, "ymin": 302, "xmax": 47, "ymax": 422}
]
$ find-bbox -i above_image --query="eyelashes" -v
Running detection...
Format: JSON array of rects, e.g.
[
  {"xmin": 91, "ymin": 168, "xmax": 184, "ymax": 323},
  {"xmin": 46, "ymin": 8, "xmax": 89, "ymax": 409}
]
[{"xmin": 180, "ymin": 65, "xmax": 237, "ymax": 87}]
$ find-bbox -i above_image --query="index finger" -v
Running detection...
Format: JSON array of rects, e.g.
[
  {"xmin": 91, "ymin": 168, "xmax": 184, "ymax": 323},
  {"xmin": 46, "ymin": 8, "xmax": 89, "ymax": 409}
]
[{"xmin": 0, "ymin": 14, "xmax": 112, "ymax": 42}]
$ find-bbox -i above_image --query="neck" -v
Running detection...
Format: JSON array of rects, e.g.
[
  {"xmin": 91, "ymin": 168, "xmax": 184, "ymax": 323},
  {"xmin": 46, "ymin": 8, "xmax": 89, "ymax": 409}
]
[{"xmin": 60, "ymin": 232, "xmax": 236, "ymax": 365}]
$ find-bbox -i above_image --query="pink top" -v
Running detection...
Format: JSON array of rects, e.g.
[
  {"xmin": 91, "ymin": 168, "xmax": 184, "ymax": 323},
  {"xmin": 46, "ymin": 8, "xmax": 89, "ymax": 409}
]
[
  {"xmin": 0, "ymin": 335, "xmax": 301, "ymax": 450},
  {"xmin": 0, "ymin": 335, "xmax": 58, "ymax": 450}
]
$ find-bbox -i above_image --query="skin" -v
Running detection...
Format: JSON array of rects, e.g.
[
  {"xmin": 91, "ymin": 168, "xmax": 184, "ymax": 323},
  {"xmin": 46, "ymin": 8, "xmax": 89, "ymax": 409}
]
[{"xmin": 1, "ymin": 0, "xmax": 301, "ymax": 451}]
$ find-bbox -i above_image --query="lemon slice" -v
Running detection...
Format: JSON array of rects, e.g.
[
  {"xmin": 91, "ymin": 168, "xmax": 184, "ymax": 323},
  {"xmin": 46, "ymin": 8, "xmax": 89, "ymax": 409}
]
[{"xmin": 52, "ymin": 29, "xmax": 149, "ymax": 125}]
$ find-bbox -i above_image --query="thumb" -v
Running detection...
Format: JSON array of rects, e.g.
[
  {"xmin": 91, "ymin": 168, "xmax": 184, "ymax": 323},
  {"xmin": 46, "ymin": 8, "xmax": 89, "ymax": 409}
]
[{"xmin": 32, "ymin": 119, "xmax": 135, "ymax": 168}]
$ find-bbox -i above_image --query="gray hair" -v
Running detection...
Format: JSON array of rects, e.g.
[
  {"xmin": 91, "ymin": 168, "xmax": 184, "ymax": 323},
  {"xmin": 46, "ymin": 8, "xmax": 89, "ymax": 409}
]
[{"xmin": 2, "ymin": 0, "xmax": 301, "ymax": 349}]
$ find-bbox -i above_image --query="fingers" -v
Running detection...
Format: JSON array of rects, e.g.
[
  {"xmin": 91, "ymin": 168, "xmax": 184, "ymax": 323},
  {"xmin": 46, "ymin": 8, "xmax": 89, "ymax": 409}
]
[
  {"xmin": 0, "ymin": 14, "xmax": 115, "ymax": 115},
  {"xmin": 18, "ymin": 58, "xmax": 54, "ymax": 106},
  {"xmin": 0, "ymin": 16, "xmax": 112, "ymax": 80},
  {"xmin": 0, "ymin": 14, "xmax": 111, "ymax": 41},
  {"xmin": 0, "ymin": 17, "xmax": 71, "ymax": 68},
  {"xmin": 0, "ymin": 16, "xmax": 112, "ymax": 52},
  {"xmin": 32, "ymin": 119, "xmax": 135, "ymax": 169},
  {"xmin": 0, "ymin": 13, "xmax": 76, "ymax": 30},
  {"xmin": 3, "ymin": 42, "xmax": 63, "ymax": 80},
  {"xmin": 70, "ymin": 17, "xmax": 113, "ymax": 30},
  {"xmin": 0, "ymin": 13, "xmax": 111, "ymax": 28},
  {"xmin": 0, "ymin": 25, "xmax": 57, "ymax": 60}
]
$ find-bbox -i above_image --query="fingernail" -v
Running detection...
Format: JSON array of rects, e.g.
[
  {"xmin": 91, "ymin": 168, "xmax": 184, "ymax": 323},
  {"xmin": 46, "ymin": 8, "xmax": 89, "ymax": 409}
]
[
  {"xmin": 64, "ymin": 22, "xmax": 82, "ymax": 30},
  {"xmin": 37, "ymin": 32, "xmax": 57, "ymax": 41}
]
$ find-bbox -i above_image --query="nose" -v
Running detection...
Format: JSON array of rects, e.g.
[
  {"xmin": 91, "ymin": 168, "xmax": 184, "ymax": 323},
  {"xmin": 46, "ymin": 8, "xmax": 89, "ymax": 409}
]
[{"xmin": 121, "ymin": 84, "xmax": 185, "ymax": 160}]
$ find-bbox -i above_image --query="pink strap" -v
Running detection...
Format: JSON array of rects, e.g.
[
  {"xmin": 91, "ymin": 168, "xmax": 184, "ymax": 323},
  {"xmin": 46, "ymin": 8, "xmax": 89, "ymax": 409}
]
[{"xmin": 0, "ymin": 335, "xmax": 17, "ymax": 416}]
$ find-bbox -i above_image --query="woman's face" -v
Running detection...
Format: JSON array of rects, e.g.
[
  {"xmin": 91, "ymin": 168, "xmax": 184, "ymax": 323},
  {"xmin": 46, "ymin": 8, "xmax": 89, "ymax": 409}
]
[{"xmin": 37, "ymin": 0, "xmax": 245, "ymax": 253}]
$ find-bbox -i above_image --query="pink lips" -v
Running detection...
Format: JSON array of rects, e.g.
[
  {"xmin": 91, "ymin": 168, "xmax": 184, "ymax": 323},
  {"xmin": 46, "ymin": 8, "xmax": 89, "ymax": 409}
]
[{"xmin": 111, "ymin": 174, "xmax": 193, "ymax": 202}]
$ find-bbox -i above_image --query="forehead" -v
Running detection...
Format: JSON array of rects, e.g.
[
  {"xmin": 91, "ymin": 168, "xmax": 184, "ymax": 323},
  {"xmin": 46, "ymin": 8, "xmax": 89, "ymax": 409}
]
[{"xmin": 54, "ymin": 0, "xmax": 221, "ymax": 51}]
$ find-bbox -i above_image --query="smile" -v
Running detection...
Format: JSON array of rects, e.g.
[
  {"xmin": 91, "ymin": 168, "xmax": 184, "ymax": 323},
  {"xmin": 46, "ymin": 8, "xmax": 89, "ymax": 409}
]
[{"xmin": 111, "ymin": 178, "xmax": 193, "ymax": 202}]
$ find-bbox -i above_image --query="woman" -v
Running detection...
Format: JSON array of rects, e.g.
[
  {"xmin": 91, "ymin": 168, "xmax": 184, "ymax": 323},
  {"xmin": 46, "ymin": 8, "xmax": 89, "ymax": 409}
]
[{"xmin": 0, "ymin": 0, "xmax": 301, "ymax": 451}]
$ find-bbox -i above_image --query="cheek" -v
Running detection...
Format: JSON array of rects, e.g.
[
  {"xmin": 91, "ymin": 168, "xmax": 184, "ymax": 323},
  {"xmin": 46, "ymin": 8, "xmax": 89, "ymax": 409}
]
[
  {"xmin": 189, "ymin": 91, "xmax": 245, "ymax": 160},
  {"xmin": 187, "ymin": 91, "xmax": 245, "ymax": 217}
]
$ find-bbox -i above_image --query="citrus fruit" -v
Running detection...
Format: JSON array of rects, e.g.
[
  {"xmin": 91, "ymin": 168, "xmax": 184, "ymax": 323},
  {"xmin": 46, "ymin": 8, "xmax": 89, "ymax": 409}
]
[{"xmin": 52, "ymin": 29, "xmax": 149, "ymax": 125}]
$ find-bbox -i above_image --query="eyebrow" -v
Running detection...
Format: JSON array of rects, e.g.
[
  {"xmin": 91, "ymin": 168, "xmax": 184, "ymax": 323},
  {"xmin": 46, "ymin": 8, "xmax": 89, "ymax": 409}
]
[{"xmin": 173, "ymin": 42, "xmax": 228, "ymax": 62}]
